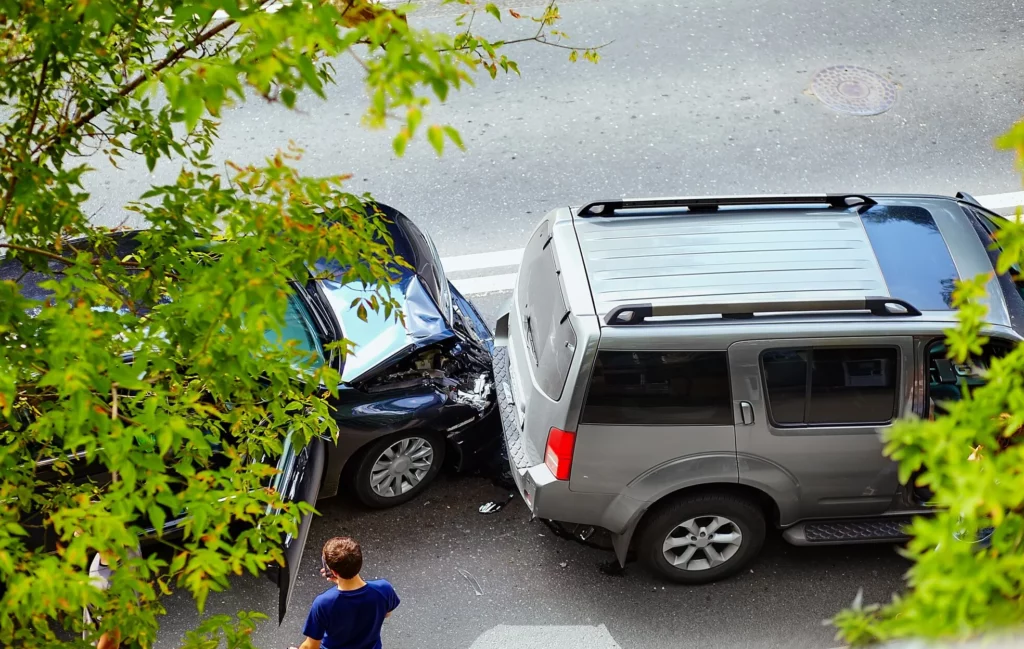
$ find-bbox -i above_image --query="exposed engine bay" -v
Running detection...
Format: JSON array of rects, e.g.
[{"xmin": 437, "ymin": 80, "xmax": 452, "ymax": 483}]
[{"xmin": 361, "ymin": 339, "xmax": 495, "ymax": 414}]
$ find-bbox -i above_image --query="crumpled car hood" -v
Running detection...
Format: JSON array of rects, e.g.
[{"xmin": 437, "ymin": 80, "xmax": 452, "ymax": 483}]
[{"xmin": 316, "ymin": 273, "xmax": 456, "ymax": 384}]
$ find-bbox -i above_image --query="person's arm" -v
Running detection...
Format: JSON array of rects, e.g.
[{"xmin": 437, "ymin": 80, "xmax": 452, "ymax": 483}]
[
  {"xmin": 96, "ymin": 630, "xmax": 121, "ymax": 649},
  {"xmin": 384, "ymin": 581, "xmax": 400, "ymax": 620},
  {"xmin": 298, "ymin": 637, "xmax": 322, "ymax": 649}
]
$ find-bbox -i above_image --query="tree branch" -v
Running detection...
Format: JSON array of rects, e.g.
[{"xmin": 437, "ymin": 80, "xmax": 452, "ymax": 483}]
[
  {"xmin": 436, "ymin": 34, "xmax": 612, "ymax": 53},
  {"xmin": 33, "ymin": 18, "xmax": 238, "ymax": 160},
  {"xmin": 0, "ymin": 242, "xmax": 72, "ymax": 267},
  {"xmin": 0, "ymin": 56, "xmax": 50, "ymax": 228}
]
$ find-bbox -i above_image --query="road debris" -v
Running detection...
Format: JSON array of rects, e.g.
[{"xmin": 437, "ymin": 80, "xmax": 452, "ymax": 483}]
[
  {"xmin": 456, "ymin": 567, "xmax": 483, "ymax": 596},
  {"xmin": 478, "ymin": 493, "xmax": 515, "ymax": 514}
]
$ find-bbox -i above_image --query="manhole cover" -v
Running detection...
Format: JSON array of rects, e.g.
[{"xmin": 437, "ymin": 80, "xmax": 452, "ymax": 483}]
[{"xmin": 810, "ymin": 65, "xmax": 897, "ymax": 116}]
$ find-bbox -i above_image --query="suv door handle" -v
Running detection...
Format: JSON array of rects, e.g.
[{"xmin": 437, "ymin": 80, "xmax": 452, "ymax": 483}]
[{"xmin": 739, "ymin": 401, "xmax": 755, "ymax": 425}]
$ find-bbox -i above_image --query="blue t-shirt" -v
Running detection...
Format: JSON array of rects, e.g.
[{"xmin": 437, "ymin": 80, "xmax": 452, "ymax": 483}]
[{"xmin": 302, "ymin": 580, "xmax": 400, "ymax": 649}]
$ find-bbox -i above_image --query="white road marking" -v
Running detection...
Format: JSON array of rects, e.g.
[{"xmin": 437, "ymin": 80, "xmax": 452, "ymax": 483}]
[
  {"xmin": 445, "ymin": 190, "xmax": 1024, "ymax": 296},
  {"xmin": 468, "ymin": 625, "xmax": 623, "ymax": 649},
  {"xmin": 453, "ymin": 273, "xmax": 517, "ymax": 296},
  {"xmin": 973, "ymin": 190, "xmax": 1024, "ymax": 210},
  {"xmin": 444, "ymin": 248, "xmax": 524, "ymax": 273}
]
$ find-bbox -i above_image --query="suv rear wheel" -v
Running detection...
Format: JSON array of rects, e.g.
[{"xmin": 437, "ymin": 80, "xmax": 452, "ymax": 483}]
[{"xmin": 638, "ymin": 493, "xmax": 766, "ymax": 584}]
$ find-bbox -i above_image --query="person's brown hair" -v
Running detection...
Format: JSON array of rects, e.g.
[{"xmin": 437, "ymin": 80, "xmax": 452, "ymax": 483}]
[{"xmin": 322, "ymin": 537, "xmax": 362, "ymax": 579}]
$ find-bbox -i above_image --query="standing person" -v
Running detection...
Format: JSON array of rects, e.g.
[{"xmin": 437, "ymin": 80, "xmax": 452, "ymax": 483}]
[
  {"xmin": 290, "ymin": 537, "xmax": 400, "ymax": 649},
  {"xmin": 82, "ymin": 543, "xmax": 142, "ymax": 649}
]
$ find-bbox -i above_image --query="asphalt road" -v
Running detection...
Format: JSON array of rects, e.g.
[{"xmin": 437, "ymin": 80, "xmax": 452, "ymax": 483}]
[
  {"xmin": 155, "ymin": 472, "xmax": 910, "ymax": 649},
  {"xmin": 85, "ymin": 0, "xmax": 1024, "ymax": 254},
  {"xmin": 71, "ymin": 0, "xmax": 1024, "ymax": 646}
]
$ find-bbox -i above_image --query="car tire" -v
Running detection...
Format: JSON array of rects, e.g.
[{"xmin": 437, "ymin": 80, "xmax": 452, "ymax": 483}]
[
  {"xmin": 351, "ymin": 432, "xmax": 446, "ymax": 509},
  {"xmin": 638, "ymin": 493, "xmax": 766, "ymax": 585}
]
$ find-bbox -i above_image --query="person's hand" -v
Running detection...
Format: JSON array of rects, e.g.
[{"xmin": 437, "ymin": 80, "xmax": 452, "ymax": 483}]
[{"xmin": 320, "ymin": 567, "xmax": 331, "ymax": 580}]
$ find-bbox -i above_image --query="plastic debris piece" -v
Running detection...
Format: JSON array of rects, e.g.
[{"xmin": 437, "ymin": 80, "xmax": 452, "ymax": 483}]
[
  {"xmin": 456, "ymin": 567, "xmax": 483, "ymax": 595},
  {"xmin": 478, "ymin": 493, "xmax": 515, "ymax": 515}
]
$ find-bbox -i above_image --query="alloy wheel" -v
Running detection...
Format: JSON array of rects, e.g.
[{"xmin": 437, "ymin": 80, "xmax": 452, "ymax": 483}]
[
  {"xmin": 369, "ymin": 437, "xmax": 435, "ymax": 498},
  {"xmin": 662, "ymin": 515, "xmax": 743, "ymax": 571}
]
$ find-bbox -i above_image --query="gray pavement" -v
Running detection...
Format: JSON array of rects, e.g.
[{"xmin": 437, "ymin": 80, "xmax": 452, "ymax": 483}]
[
  {"xmin": 71, "ymin": 0, "xmax": 1024, "ymax": 645},
  {"xmin": 85, "ymin": 0, "xmax": 1024, "ymax": 260},
  {"xmin": 156, "ymin": 475, "xmax": 910, "ymax": 649}
]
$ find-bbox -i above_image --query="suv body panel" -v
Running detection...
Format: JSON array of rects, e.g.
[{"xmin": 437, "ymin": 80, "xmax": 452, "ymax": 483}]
[
  {"xmin": 728, "ymin": 336, "xmax": 913, "ymax": 523},
  {"xmin": 492, "ymin": 193, "xmax": 1024, "ymax": 568}
]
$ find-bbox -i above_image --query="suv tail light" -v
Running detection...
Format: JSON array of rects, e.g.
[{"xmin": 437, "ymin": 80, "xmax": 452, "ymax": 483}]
[{"xmin": 544, "ymin": 427, "xmax": 576, "ymax": 481}]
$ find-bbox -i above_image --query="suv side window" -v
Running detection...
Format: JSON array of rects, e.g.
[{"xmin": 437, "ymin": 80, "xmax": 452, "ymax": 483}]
[
  {"xmin": 581, "ymin": 351, "xmax": 732, "ymax": 425},
  {"xmin": 761, "ymin": 347, "xmax": 899, "ymax": 427}
]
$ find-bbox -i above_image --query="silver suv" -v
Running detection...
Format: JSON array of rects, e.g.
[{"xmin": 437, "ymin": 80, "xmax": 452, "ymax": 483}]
[{"xmin": 493, "ymin": 192, "xmax": 1023, "ymax": 583}]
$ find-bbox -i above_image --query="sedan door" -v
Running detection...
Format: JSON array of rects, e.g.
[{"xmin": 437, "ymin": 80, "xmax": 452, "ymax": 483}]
[{"xmin": 266, "ymin": 434, "xmax": 326, "ymax": 623}]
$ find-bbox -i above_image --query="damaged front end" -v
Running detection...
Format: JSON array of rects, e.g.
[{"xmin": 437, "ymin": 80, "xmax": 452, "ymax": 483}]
[
  {"xmin": 362, "ymin": 341, "xmax": 493, "ymax": 409},
  {"xmin": 357, "ymin": 335, "xmax": 498, "ymax": 469}
]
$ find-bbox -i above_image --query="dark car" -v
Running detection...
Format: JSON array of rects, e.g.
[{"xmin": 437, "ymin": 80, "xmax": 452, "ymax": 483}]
[
  {"xmin": 309, "ymin": 204, "xmax": 497, "ymax": 508},
  {"xmin": 0, "ymin": 203, "xmax": 496, "ymax": 619}
]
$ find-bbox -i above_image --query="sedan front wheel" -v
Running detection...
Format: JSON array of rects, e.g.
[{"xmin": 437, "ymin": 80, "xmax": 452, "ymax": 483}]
[{"xmin": 351, "ymin": 433, "xmax": 446, "ymax": 508}]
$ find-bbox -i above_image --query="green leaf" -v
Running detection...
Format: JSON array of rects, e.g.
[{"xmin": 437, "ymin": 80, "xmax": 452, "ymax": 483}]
[
  {"xmin": 157, "ymin": 427, "xmax": 173, "ymax": 455},
  {"xmin": 280, "ymin": 88, "xmax": 297, "ymax": 109},
  {"xmin": 427, "ymin": 125, "xmax": 445, "ymax": 156},
  {"xmin": 183, "ymin": 96, "xmax": 204, "ymax": 132},
  {"xmin": 443, "ymin": 126, "xmax": 464, "ymax": 150},
  {"xmin": 148, "ymin": 505, "xmax": 167, "ymax": 534},
  {"xmin": 393, "ymin": 130, "xmax": 409, "ymax": 156},
  {"xmin": 484, "ymin": 3, "xmax": 501, "ymax": 21},
  {"xmin": 430, "ymin": 78, "xmax": 450, "ymax": 102}
]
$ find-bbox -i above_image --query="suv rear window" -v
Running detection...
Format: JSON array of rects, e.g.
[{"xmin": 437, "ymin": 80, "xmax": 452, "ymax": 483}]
[
  {"xmin": 761, "ymin": 347, "xmax": 898, "ymax": 427},
  {"xmin": 517, "ymin": 220, "xmax": 576, "ymax": 400},
  {"xmin": 581, "ymin": 351, "xmax": 732, "ymax": 425}
]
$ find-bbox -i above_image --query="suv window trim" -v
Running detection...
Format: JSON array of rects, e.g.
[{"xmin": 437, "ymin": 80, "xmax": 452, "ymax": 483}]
[{"xmin": 759, "ymin": 344, "xmax": 901, "ymax": 429}]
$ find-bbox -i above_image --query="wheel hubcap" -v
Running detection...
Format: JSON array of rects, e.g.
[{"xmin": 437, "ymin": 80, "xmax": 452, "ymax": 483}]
[
  {"xmin": 662, "ymin": 515, "xmax": 743, "ymax": 571},
  {"xmin": 370, "ymin": 437, "xmax": 434, "ymax": 498}
]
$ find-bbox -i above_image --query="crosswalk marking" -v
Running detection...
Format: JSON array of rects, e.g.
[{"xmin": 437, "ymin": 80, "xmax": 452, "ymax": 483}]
[{"xmin": 468, "ymin": 625, "xmax": 623, "ymax": 649}]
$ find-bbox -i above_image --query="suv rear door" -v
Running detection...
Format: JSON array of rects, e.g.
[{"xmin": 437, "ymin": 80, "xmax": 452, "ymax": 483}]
[
  {"xmin": 505, "ymin": 218, "xmax": 579, "ymax": 465},
  {"xmin": 570, "ymin": 349, "xmax": 738, "ymax": 494},
  {"xmin": 728, "ymin": 337, "xmax": 912, "ymax": 521}
]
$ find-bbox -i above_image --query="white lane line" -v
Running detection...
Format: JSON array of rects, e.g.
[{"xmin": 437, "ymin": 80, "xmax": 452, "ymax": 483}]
[
  {"xmin": 451, "ymin": 273, "xmax": 517, "ymax": 296},
  {"xmin": 976, "ymin": 190, "xmax": 1024, "ymax": 210},
  {"xmin": 443, "ymin": 248, "xmax": 524, "ymax": 273}
]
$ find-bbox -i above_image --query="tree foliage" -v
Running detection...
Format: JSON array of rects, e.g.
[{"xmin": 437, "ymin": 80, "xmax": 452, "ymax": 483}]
[
  {"xmin": 834, "ymin": 127, "xmax": 1024, "ymax": 644},
  {"xmin": 0, "ymin": 0, "xmax": 596, "ymax": 646}
]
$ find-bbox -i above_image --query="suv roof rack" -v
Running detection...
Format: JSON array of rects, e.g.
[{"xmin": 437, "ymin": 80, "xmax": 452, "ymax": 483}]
[
  {"xmin": 577, "ymin": 194, "xmax": 877, "ymax": 217},
  {"xmin": 956, "ymin": 191, "xmax": 982, "ymax": 208},
  {"xmin": 604, "ymin": 297, "xmax": 922, "ymax": 326}
]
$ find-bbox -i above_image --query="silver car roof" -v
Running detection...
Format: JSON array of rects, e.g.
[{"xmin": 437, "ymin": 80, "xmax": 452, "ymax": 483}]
[{"xmin": 555, "ymin": 194, "xmax": 1019, "ymax": 341}]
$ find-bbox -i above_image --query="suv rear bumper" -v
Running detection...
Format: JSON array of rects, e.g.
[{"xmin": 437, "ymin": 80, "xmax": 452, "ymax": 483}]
[{"xmin": 492, "ymin": 345, "xmax": 616, "ymax": 525}]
